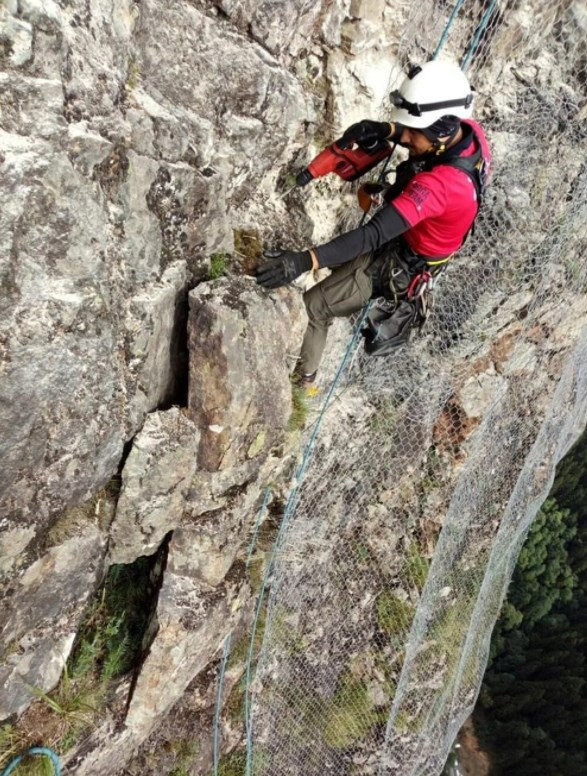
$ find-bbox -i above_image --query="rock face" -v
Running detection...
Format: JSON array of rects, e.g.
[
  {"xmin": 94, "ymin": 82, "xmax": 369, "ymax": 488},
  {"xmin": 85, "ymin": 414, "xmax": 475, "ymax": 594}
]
[
  {"xmin": 0, "ymin": 0, "xmax": 385, "ymax": 568},
  {"xmin": 109, "ymin": 408, "xmax": 200, "ymax": 564},
  {"xmin": 3, "ymin": 0, "xmax": 584, "ymax": 775},
  {"xmin": 0, "ymin": 528, "xmax": 106, "ymax": 717},
  {"xmin": 1, "ymin": 0, "xmax": 388, "ymax": 737}
]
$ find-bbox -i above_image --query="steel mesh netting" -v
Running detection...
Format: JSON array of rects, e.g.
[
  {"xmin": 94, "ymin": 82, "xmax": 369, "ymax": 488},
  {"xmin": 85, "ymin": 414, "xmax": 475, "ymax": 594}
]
[{"xmin": 242, "ymin": 1, "xmax": 587, "ymax": 775}]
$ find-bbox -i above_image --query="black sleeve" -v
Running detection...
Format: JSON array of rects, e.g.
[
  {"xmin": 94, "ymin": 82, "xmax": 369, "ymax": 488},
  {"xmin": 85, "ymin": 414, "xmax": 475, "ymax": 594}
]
[{"xmin": 314, "ymin": 204, "xmax": 410, "ymax": 268}]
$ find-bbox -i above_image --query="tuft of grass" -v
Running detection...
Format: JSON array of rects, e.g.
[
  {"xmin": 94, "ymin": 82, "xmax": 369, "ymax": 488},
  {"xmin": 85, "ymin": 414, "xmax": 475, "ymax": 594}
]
[
  {"xmin": 376, "ymin": 591, "xmax": 415, "ymax": 639},
  {"xmin": 321, "ymin": 673, "xmax": 379, "ymax": 749},
  {"xmin": 1, "ymin": 556, "xmax": 157, "ymax": 763},
  {"xmin": 125, "ymin": 57, "xmax": 141, "ymax": 91},
  {"xmin": 6, "ymin": 753, "xmax": 56, "ymax": 776},
  {"xmin": 69, "ymin": 557, "xmax": 154, "ymax": 683},
  {"xmin": 28, "ymin": 668, "xmax": 103, "ymax": 727},
  {"xmin": 287, "ymin": 385, "xmax": 308, "ymax": 431},
  {"xmin": 208, "ymin": 252, "xmax": 230, "ymax": 280},
  {"xmin": 0, "ymin": 724, "xmax": 26, "ymax": 771},
  {"xmin": 217, "ymin": 749, "xmax": 247, "ymax": 776},
  {"xmin": 400, "ymin": 543, "xmax": 429, "ymax": 592}
]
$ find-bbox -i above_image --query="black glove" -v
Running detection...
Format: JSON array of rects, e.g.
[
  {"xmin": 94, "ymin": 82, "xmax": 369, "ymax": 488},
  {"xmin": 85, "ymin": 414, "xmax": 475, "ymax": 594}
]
[
  {"xmin": 340, "ymin": 120, "xmax": 392, "ymax": 150},
  {"xmin": 255, "ymin": 249, "xmax": 313, "ymax": 289}
]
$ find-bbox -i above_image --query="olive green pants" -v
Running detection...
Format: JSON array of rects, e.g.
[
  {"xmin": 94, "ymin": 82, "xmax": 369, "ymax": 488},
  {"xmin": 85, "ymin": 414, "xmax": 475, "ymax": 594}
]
[{"xmin": 299, "ymin": 254, "xmax": 374, "ymax": 375}]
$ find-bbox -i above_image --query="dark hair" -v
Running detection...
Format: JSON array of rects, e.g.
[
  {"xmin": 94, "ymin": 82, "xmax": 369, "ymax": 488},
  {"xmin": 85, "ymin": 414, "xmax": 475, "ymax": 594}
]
[{"xmin": 421, "ymin": 114, "xmax": 461, "ymax": 141}]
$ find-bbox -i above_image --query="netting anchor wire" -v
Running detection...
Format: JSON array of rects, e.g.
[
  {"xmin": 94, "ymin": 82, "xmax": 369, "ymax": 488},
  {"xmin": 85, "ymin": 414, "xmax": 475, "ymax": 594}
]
[{"xmin": 212, "ymin": 632, "xmax": 232, "ymax": 776}]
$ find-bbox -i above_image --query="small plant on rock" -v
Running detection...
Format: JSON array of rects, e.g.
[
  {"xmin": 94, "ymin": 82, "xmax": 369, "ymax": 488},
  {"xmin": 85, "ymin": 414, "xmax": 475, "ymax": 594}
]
[{"xmin": 208, "ymin": 252, "xmax": 230, "ymax": 279}]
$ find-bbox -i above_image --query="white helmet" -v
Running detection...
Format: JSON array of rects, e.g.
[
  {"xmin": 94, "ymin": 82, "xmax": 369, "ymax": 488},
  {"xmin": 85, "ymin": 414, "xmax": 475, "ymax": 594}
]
[{"xmin": 389, "ymin": 61, "xmax": 473, "ymax": 130}]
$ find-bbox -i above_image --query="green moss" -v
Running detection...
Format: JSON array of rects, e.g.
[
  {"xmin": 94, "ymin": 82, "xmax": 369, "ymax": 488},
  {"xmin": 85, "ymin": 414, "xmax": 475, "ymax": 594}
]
[
  {"xmin": 355, "ymin": 542, "xmax": 372, "ymax": 564},
  {"xmin": 227, "ymin": 603, "xmax": 267, "ymax": 670},
  {"xmin": 47, "ymin": 479, "xmax": 119, "ymax": 546},
  {"xmin": 246, "ymin": 554, "xmax": 265, "ymax": 595},
  {"xmin": 125, "ymin": 57, "xmax": 141, "ymax": 91},
  {"xmin": 394, "ymin": 708, "xmax": 423, "ymax": 735},
  {"xmin": 247, "ymin": 431, "xmax": 266, "ymax": 459},
  {"xmin": 208, "ymin": 252, "xmax": 230, "ymax": 279},
  {"xmin": 322, "ymin": 673, "xmax": 378, "ymax": 749},
  {"xmin": 400, "ymin": 543, "xmax": 429, "ymax": 592},
  {"xmin": 225, "ymin": 675, "xmax": 247, "ymax": 722},
  {"xmin": 288, "ymin": 385, "xmax": 308, "ymax": 431},
  {"xmin": 233, "ymin": 228, "xmax": 263, "ymax": 274},
  {"xmin": 217, "ymin": 749, "xmax": 247, "ymax": 776},
  {"xmin": 168, "ymin": 738, "xmax": 199, "ymax": 775},
  {"xmin": 271, "ymin": 611, "xmax": 308, "ymax": 656},
  {"xmin": 376, "ymin": 591, "xmax": 415, "ymax": 639}
]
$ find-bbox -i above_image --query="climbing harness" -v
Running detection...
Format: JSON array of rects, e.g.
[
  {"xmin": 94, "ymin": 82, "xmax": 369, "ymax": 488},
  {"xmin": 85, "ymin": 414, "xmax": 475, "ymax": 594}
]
[{"xmin": 362, "ymin": 265, "xmax": 443, "ymax": 355}]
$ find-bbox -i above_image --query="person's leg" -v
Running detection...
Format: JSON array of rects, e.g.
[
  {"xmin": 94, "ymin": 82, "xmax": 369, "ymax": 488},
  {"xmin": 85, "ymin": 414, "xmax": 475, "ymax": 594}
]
[{"xmin": 298, "ymin": 254, "xmax": 373, "ymax": 376}]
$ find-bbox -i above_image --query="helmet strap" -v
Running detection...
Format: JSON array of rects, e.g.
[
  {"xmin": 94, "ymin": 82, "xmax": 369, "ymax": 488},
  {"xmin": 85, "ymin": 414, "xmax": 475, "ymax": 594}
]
[{"xmin": 421, "ymin": 124, "xmax": 460, "ymax": 154}]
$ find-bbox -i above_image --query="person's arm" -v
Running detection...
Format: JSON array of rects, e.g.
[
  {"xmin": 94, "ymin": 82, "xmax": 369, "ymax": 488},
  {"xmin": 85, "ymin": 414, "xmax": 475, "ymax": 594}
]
[
  {"xmin": 255, "ymin": 203, "xmax": 410, "ymax": 288},
  {"xmin": 314, "ymin": 204, "xmax": 410, "ymax": 268}
]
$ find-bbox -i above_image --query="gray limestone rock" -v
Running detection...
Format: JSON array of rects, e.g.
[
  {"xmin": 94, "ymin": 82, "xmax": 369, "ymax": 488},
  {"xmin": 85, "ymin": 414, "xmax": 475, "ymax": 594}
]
[
  {"xmin": 109, "ymin": 408, "xmax": 200, "ymax": 564},
  {"xmin": 124, "ymin": 527, "xmax": 249, "ymax": 738},
  {"xmin": 188, "ymin": 277, "xmax": 306, "ymax": 471},
  {"xmin": 0, "ymin": 529, "xmax": 105, "ymax": 717}
]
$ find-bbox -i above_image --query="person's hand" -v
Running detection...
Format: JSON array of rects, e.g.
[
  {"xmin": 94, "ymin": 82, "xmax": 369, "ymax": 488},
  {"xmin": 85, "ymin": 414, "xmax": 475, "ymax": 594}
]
[
  {"xmin": 357, "ymin": 182, "xmax": 389, "ymax": 212},
  {"xmin": 340, "ymin": 120, "xmax": 393, "ymax": 150},
  {"xmin": 255, "ymin": 250, "xmax": 313, "ymax": 289}
]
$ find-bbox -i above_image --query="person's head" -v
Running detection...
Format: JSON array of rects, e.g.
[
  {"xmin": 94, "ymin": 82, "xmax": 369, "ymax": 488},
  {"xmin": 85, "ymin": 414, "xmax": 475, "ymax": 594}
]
[{"xmin": 390, "ymin": 61, "xmax": 473, "ymax": 157}]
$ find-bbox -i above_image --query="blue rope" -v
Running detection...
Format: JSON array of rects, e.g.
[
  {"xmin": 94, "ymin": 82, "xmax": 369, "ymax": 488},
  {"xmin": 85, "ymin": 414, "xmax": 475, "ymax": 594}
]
[
  {"xmin": 246, "ymin": 487, "xmax": 271, "ymax": 569},
  {"xmin": 211, "ymin": 488, "xmax": 271, "ymax": 773},
  {"xmin": 461, "ymin": 0, "xmax": 499, "ymax": 71},
  {"xmin": 1, "ymin": 747, "xmax": 61, "ymax": 776},
  {"xmin": 433, "ymin": 0, "xmax": 468, "ymax": 59},
  {"xmin": 244, "ymin": 305, "xmax": 371, "ymax": 775},
  {"xmin": 212, "ymin": 632, "xmax": 232, "ymax": 776}
]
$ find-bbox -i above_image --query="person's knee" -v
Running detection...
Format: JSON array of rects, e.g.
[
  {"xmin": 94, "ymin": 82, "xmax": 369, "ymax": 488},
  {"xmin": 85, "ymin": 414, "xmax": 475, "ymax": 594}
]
[{"xmin": 303, "ymin": 286, "xmax": 329, "ymax": 325}]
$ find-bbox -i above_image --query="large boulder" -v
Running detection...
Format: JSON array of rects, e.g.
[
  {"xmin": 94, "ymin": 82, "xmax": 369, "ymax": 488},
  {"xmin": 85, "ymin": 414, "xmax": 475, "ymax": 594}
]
[{"xmin": 188, "ymin": 277, "xmax": 306, "ymax": 471}]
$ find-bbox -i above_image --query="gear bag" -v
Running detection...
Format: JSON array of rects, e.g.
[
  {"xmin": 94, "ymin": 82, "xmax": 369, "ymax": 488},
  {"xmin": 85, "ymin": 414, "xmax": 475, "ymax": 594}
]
[
  {"xmin": 362, "ymin": 300, "xmax": 418, "ymax": 354},
  {"xmin": 363, "ymin": 246, "xmax": 440, "ymax": 355}
]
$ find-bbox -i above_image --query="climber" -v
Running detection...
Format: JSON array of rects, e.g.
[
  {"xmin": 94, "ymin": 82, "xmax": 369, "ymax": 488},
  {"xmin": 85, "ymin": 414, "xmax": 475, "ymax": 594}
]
[{"xmin": 255, "ymin": 60, "xmax": 491, "ymax": 388}]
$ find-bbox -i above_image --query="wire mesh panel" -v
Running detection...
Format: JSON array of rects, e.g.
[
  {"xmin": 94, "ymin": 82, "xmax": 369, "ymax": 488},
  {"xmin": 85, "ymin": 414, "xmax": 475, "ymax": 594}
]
[{"xmin": 246, "ymin": 0, "xmax": 587, "ymax": 774}]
